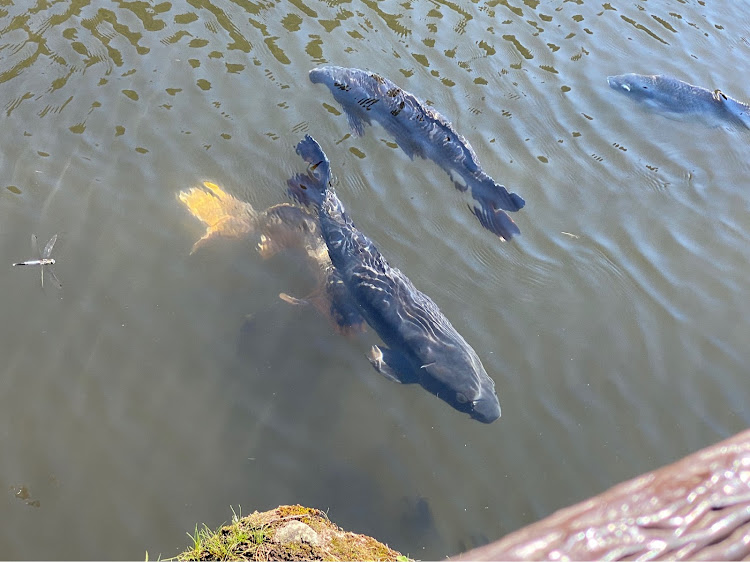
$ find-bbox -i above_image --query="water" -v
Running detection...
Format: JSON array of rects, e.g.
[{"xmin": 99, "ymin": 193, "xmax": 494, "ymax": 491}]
[{"xmin": 1, "ymin": 1, "xmax": 748, "ymax": 559}]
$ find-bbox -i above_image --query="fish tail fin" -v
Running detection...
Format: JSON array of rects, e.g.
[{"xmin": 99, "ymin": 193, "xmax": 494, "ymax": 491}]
[
  {"xmin": 472, "ymin": 175, "xmax": 525, "ymax": 212},
  {"xmin": 287, "ymin": 135, "xmax": 331, "ymax": 208},
  {"xmin": 177, "ymin": 181, "xmax": 258, "ymax": 253},
  {"xmin": 468, "ymin": 202, "xmax": 521, "ymax": 242},
  {"xmin": 508, "ymin": 191, "xmax": 526, "ymax": 210}
]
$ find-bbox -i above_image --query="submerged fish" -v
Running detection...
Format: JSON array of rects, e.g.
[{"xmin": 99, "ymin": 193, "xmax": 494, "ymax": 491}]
[
  {"xmin": 177, "ymin": 181, "xmax": 258, "ymax": 255},
  {"xmin": 309, "ymin": 65, "xmax": 525, "ymax": 241},
  {"xmin": 607, "ymin": 73, "xmax": 750, "ymax": 129},
  {"xmin": 177, "ymin": 181, "xmax": 365, "ymax": 335},
  {"xmin": 288, "ymin": 135, "xmax": 501, "ymax": 423}
]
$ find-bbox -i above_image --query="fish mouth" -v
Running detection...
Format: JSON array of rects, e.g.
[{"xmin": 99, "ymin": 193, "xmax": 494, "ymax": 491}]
[
  {"xmin": 607, "ymin": 76, "xmax": 630, "ymax": 92},
  {"xmin": 309, "ymin": 67, "xmax": 326, "ymax": 84},
  {"xmin": 470, "ymin": 393, "xmax": 502, "ymax": 424}
]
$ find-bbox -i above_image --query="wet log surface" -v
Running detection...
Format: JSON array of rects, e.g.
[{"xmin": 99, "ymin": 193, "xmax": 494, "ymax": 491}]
[{"xmin": 452, "ymin": 429, "xmax": 750, "ymax": 561}]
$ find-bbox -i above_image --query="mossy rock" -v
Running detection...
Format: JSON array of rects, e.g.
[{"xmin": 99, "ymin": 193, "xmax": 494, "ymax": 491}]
[{"xmin": 177, "ymin": 504, "xmax": 409, "ymax": 561}]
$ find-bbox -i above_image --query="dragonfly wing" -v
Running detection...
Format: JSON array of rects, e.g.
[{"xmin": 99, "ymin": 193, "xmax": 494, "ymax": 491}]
[
  {"xmin": 31, "ymin": 234, "xmax": 38, "ymax": 257},
  {"xmin": 47, "ymin": 266, "xmax": 62, "ymax": 289},
  {"xmin": 43, "ymin": 234, "xmax": 58, "ymax": 258},
  {"xmin": 40, "ymin": 263, "xmax": 44, "ymax": 289}
]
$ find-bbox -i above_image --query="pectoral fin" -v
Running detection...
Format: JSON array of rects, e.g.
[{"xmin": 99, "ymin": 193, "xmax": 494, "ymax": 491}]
[
  {"xmin": 468, "ymin": 202, "xmax": 520, "ymax": 242},
  {"xmin": 279, "ymin": 292, "xmax": 309, "ymax": 306},
  {"xmin": 380, "ymin": 121, "xmax": 423, "ymax": 161},
  {"xmin": 280, "ymin": 285, "xmax": 365, "ymax": 336},
  {"xmin": 452, "ymin": 179, "xmax": 469, "ymax": 193},
  {"xmin": 326, "ymin": 270, "xmax": 366, "ymax": 334},
  {"xmin": 344, "ymin": 108, "xmax": 368, "ymax": 137},
  {"xmin": 367, "ymin": 346, "xmax": 418, "ymax": 384}
]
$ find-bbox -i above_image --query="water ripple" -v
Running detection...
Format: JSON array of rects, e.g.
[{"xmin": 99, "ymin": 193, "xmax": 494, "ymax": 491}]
[{"xmin": 2, "ymin": 1, "xmax": 750, "ymax": 560}]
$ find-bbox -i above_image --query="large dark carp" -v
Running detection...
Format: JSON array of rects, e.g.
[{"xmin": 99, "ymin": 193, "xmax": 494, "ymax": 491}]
[
  {"xmin": 288, "ymin": 135, "xmax": 501, "ymax": 423},
  {"xmin": 309, "ymin": 65, "xmax": 525, "ymax": 242},
  {"xmin": 607, "ymin": 73, "xmax": 750, "ymax": 129}
]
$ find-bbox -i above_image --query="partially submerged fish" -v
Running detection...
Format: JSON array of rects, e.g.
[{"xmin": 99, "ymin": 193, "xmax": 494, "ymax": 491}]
[
  {"xmin": 288, "ymin": 135, "xmax": 501, "ymax": 423},
  {"xmin": 607, "ymin": 73, "xmax": 750, "ymax": 129},
  {"xmin": 178, "ymin": 181, "xmax": 365, "ymax": 334},
  {"xmin": 309, "ymin": 65, "xmax": 525, "ymax": 241}
]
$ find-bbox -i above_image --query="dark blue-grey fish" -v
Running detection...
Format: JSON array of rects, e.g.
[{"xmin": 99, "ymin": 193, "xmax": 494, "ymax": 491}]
[
  {"xmin": 607, "ymin": 73, "xmax": 750, "ymax": 129},
  {"xmin": 309, "ymin": 65, "xmax": 525, "ymax": 242},
  {"xmin": 287, "ymin": 135, "xmax": 501, "ymax": 423}
]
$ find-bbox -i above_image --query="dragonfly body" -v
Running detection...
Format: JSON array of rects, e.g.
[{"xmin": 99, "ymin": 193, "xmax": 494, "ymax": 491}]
[
  {"xmin": 12, "ymin": 234, "xmax": 61, "ymax": 289},
  {"xmin": 13, "ymin": 258, "xmax": 56, "ymax": 267}
]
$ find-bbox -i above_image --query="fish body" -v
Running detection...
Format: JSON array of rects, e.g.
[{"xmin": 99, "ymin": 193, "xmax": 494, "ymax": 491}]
[
  {"xmin": 309, "ymin": 65, "xmax": 524, "ymax": 241},
  {"xmin": 288, "ymin": 135, "xmax": 501, "ymax": 423},
  {"xmin": 178, "ymin": 181, "xmax": 365, "ymax": 334},
  {"xmin": 258, "ymin": 203, "xmax": 366, "ymax": 333},
  {"xmin": 607, "ymin": 73, "xmax": 750, "ymax": 129}
]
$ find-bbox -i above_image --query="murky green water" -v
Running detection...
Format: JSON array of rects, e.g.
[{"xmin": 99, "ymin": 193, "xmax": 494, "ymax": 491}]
[{"xmin": 1, "ymin": 1, "xmax": 748, "ymax": 558}]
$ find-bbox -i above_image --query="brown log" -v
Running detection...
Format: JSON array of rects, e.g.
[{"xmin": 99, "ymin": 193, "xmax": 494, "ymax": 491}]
[{"xmin": 452, "ymin": 429, "xmax": 750, "ymax": 561}]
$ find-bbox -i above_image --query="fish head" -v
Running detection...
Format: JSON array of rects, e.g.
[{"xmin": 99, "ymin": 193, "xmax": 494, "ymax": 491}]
[
  {"xmin": 309, "ymin": 66, "xmax": 385, "ymax": 102},
  {"xmin": 607, "ymin": 73, "xmax": 639, "ymax": 92},
  {"xmin": 607, "ymin": 74, "xmax": 709, "ymax": 116},
  {"xmin": 607, "ymin": 73, "xmax": 660, "ymax": 100},
  {"xmin": 309, "ymin": 65, "xmax": 334, "ymax": 86},
  {"xmin": 309, "ymin": 65, "xmax": 360, "ymax": 90},
  {"xmin": 309, "ymin": 65, "xmax": 357, "ymax": 97},
  {"xmin": 420, "ymin": 345, "xmax": 501, "ymax": 424},
  {"xmin": 309, "ymin": 66, "xmax": 379, "ymax": 136}
]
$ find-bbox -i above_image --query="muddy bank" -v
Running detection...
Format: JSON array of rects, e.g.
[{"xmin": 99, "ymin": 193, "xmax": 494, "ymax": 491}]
[{"xmin": 177, "ymin": 504, "xmax": 406, "ymax": 561}]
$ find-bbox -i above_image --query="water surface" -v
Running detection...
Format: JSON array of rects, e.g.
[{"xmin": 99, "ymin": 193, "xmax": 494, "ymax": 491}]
[{"xmin": 1, "ymin": 1, "xmax": 748, "ymax": 558}]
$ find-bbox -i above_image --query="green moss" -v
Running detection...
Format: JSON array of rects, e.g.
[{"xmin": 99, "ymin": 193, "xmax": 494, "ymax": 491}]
[
  {"xmin": 327, "ymin": 532, "xmax": 399, "ymax": 561},
  {"xmin": 173, "ymin": 505, "xmax": 409, "ymax": 562},
  {"xmin": 276, "ymin": 504, "xmax": 317, "ymax": 520}
]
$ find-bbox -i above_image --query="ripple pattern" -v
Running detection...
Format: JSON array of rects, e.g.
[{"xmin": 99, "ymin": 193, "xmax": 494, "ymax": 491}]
[{"xmin": 1, "ymin": 1, "xmax": 749, "ymax": 560}]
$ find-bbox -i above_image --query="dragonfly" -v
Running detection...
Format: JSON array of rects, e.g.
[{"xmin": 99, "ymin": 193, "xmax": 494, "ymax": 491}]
[{"xmin": 13, "ymin": 234, "xmax": 62, "ymax": 289}]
